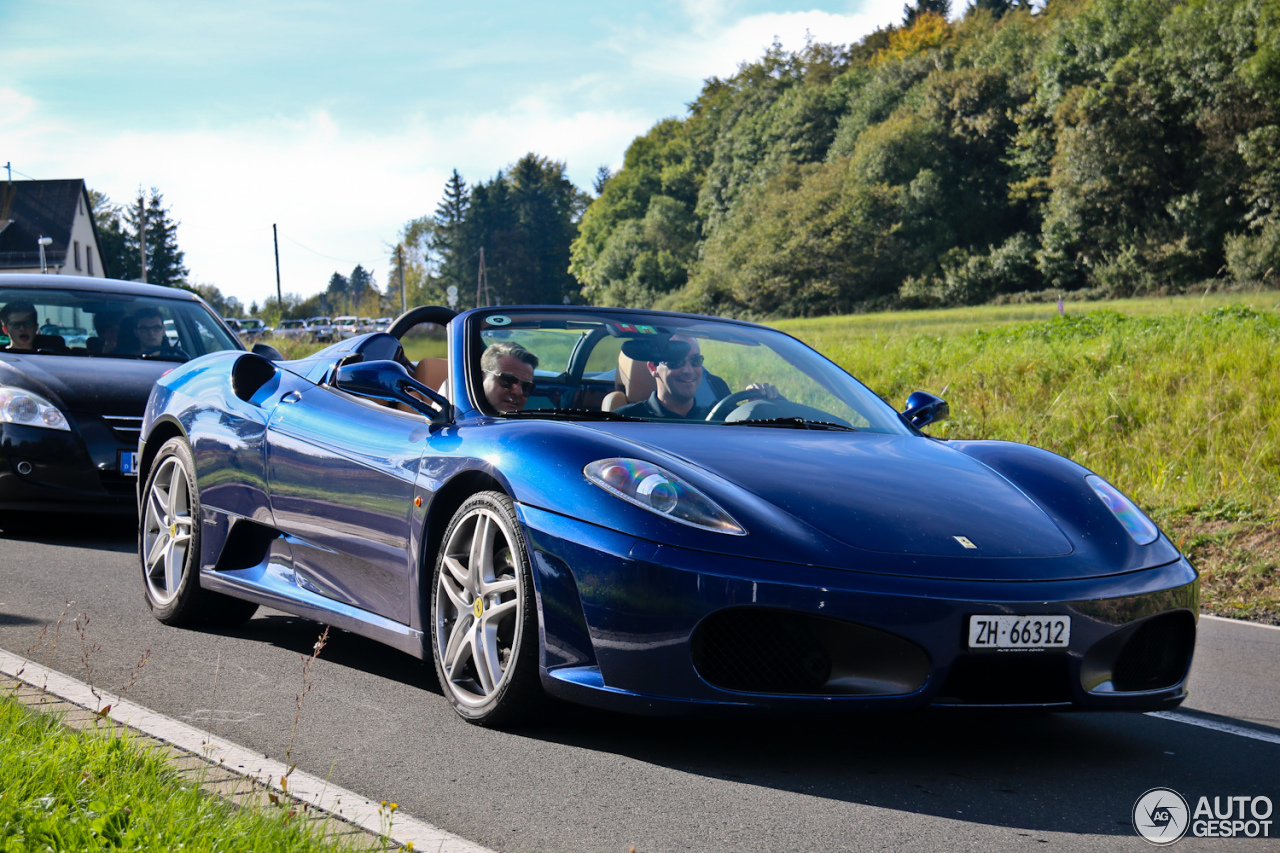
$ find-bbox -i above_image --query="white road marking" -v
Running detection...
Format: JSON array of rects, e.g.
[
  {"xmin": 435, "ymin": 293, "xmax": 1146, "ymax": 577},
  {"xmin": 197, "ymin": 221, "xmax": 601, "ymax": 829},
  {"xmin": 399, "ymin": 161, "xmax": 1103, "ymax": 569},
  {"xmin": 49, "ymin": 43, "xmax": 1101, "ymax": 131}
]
[
  {"xmin": 1145, "ymin": 711, "xmax": 1280, "ymax": 746},
  {"xmin": 1200, "ymin": 613, "xmax": 1280, "ymax": 632},
  {"xmin": 0, "ymin": 649, "xmax": 494, "ymax": 853}
]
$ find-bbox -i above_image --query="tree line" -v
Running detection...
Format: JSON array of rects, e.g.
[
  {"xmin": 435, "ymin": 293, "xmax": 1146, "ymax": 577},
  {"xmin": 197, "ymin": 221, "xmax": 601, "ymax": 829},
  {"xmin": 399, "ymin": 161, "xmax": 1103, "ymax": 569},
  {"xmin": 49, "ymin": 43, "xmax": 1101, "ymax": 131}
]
[
  {"xmin": 96, "ymin": 0, "xmax": 1280, "ymax": 322},
  {"xmin": 570, "ymin": 0, "xmax": 1280, "ymax": 317}
]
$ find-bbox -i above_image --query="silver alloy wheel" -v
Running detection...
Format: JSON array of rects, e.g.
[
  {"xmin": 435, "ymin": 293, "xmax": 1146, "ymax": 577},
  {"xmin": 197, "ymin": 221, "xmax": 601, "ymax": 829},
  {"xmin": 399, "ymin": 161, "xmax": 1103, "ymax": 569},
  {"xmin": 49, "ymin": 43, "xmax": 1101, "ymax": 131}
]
[
  {"xmin": 434, "ymin": 506, "xmax": 523, "ymax": 708},
  {"xmin": 141, "ymin": 455, "xmax": 194, "ymax": 606}
]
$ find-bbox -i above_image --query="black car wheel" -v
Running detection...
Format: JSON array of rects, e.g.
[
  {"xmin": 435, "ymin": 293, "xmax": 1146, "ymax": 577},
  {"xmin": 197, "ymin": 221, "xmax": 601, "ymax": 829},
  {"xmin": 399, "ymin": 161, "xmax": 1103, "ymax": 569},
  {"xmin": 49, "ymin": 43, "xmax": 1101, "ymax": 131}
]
[
  {"xmin": 430, "ymin": 491, "xmax": 541, "ymax": 726},
  {"xmin": 140, "ymin": 438, "xmax": 257, "ymax": 626}
]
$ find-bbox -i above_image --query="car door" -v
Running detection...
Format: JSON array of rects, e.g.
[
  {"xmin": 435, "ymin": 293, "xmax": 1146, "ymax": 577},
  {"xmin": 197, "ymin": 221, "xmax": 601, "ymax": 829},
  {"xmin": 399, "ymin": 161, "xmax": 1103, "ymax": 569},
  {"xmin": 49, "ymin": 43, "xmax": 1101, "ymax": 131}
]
[{"xmin": 264, "ymin": 380, "xmax": 430, "ymax": 624}]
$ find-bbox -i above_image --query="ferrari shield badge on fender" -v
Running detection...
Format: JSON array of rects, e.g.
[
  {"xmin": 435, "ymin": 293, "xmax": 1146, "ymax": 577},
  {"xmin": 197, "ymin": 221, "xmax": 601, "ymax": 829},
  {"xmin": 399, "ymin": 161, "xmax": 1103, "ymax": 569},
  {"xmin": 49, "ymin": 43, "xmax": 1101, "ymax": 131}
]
[{"xmin": 954, "ymin": 536, "xmax": 978, "ymax": 549}]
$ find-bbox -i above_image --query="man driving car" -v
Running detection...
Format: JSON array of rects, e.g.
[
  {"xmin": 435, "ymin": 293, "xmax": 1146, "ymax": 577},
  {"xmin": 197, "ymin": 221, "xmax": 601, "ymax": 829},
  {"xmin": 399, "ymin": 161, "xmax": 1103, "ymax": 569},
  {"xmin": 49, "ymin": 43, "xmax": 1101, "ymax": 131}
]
[{"xmin": 615, "ymin": 335, "xmax": 778, "ymax": 421}]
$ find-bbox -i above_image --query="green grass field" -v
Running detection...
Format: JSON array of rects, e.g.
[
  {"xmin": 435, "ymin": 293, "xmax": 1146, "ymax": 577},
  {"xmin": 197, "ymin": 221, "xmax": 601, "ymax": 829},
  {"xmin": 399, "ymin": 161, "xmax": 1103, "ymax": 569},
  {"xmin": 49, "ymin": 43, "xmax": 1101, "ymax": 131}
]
[{"xmin": 777, "ymin": 291, "xmax": 1280, "ymax": 624}]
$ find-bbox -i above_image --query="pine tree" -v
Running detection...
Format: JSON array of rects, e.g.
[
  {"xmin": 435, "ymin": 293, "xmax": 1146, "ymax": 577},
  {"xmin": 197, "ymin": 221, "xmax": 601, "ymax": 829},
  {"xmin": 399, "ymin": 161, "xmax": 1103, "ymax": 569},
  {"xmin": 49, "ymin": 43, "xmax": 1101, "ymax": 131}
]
[
  {"xmin": 432, "ymin": 171, "xmax": 471, "ymax": 294},
  {"xmin": 904, "ymin": 0, "xmax": 951, "ymax": 25},
  {"xmin": 89, "ymin": 189, "xmax": 186, "ymax": 284},
  {"xmin": 143, "ymin": 190, "xmax": 188, "ymax": 287}
]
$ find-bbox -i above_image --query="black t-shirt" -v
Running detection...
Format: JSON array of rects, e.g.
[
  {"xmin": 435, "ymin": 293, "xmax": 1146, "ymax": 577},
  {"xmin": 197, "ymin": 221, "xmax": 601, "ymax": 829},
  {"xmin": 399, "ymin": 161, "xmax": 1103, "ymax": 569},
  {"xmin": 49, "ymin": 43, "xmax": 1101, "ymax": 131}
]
[{"xmin": 615, "ymin": 391, "xmax": 710, "ymax": 421}]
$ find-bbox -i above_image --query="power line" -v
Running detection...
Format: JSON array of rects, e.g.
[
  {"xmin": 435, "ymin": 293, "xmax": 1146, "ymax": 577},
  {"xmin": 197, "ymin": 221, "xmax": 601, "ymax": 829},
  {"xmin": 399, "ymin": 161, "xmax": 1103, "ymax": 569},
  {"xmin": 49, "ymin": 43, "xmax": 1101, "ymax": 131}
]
[{"xmin": 282, "ymin": 233, "xmax": 367, "ymax": 265}]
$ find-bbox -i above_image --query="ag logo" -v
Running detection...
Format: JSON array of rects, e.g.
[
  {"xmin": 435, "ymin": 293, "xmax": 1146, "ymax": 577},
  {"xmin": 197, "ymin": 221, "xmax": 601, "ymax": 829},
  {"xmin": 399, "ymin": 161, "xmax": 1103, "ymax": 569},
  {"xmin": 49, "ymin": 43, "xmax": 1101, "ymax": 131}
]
[{"xmin": 1134, "ymin": 787, "xmax": 1190, "ymax": 844}]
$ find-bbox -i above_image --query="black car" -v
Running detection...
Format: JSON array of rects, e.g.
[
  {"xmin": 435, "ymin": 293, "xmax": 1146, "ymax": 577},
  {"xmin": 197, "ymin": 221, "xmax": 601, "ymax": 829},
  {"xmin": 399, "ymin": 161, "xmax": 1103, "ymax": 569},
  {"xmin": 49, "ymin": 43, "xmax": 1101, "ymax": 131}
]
[{"xmin": 0, "ymin": 274, "xmax": 245, "ymax": 519}]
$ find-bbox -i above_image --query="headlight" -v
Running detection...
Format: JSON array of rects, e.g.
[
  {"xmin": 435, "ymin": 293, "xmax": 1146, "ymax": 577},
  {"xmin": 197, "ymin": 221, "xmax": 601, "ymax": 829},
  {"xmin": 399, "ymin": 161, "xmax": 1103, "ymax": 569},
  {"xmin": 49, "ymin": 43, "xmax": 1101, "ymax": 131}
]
[
  {"xmin": 0, "ymin": 386, "xmax": 70, "ymax": 432},
  {"xmin": 585, "ymin": 458, "xmax": 745, "ymax": 535},
  {"xmin": 1086, "ymin": 475, "xmax": 1158, "ymax": 545}
]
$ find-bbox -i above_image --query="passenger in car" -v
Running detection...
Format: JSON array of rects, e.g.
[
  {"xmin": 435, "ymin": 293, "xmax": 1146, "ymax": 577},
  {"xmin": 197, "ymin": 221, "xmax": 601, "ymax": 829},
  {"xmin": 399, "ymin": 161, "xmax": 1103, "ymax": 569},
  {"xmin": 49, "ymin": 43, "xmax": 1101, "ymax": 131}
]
[
  {"xmin": 481, "ymin": 341, "xmax": 539, "ymax": 413},
  {"xmin": 1, "ymin": 301, "xmax": 38, "ymax": 351}
]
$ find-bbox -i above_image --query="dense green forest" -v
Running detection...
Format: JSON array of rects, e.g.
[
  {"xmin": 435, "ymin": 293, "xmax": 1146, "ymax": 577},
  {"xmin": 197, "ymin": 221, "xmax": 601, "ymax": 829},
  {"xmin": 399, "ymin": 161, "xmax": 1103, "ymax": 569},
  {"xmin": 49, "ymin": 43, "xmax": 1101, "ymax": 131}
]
[{"xmin": 566, "ymin": 0, "xmax": 1280, "ymax": 318}]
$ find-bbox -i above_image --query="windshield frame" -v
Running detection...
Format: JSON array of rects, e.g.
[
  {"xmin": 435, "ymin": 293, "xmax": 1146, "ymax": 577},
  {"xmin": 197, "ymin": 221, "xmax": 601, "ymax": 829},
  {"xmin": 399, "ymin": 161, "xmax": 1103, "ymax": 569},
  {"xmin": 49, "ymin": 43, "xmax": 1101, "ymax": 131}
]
[
  {"xmin": 1, "ymin": 283, "xmax": 243, "ymax": 361},
  {"xmin": 461, "ymin": 306, "xmax": 911, "ymax": 434}
]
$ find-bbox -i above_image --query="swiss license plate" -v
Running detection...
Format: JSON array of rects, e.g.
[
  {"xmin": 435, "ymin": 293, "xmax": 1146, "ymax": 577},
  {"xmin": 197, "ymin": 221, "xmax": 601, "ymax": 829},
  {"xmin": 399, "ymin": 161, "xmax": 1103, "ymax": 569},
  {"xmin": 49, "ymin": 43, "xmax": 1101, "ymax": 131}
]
[
  {"xmin": 968, "ymin": 615, "xmax": 1070, "ymax": 649},
  {"xmin": 120, "ymin": 451, "xmax": 138, "ymax": 476}
]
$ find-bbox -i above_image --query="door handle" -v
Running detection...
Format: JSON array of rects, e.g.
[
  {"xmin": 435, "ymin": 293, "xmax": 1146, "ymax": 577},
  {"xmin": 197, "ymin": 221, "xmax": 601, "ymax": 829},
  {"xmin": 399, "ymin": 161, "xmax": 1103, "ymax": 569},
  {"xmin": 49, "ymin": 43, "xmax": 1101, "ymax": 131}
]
[{"xmin": 281, "ymin": 390, "xmax": 302, "ymax": 404}]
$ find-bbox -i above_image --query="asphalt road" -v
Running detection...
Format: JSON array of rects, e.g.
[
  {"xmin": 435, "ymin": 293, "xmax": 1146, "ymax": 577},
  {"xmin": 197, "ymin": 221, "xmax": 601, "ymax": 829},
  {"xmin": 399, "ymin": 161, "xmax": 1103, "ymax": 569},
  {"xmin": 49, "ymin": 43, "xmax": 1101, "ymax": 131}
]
[{"xmin": 2, "ymin": 514, "xmax": 1277, "ymax": 852}]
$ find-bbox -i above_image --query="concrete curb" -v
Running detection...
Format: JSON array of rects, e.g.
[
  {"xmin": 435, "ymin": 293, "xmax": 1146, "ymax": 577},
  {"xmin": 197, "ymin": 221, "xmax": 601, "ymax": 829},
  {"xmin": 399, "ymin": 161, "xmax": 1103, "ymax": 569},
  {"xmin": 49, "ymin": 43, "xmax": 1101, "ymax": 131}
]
[{"xmin": 0, "ymin": 650, "xmax": 494, "ymax": 853}]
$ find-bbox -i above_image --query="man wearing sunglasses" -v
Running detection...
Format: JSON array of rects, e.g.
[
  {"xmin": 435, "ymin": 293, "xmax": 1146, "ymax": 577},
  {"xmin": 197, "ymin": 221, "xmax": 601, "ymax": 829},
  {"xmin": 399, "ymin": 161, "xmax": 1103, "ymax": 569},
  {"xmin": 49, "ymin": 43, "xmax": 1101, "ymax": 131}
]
[
  {"xmin": 481, "ymin": 341, "xmax": 540, "ymax": 413},
  {"xmin": 616, "ymin": 335, "xmax": 778, "ymax": 421}
]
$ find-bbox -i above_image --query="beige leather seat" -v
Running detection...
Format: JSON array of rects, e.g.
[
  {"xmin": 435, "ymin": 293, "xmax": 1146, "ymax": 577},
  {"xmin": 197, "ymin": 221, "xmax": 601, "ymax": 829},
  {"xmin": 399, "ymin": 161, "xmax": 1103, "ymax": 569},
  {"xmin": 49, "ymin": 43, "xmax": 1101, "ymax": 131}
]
[
  {"xmin": 602, "ymin": 352, "xmax": 656, "ymax": 411},
  {"xmin": 398, "ymin": 357, "xmax": 448, "ymax": 413}
]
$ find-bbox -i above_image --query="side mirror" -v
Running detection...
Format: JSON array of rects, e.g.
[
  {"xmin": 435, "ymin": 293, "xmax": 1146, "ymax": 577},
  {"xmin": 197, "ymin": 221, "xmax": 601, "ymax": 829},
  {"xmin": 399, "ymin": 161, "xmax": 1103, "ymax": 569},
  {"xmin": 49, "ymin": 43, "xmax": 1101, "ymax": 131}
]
[
  {"xmin": 334, "ymin": 359, "xmax": 451, "ymax": 421},
  {"xmin": 902, "ymin": 390, "xmax": 949, "ymax": 429},
  {"xmin": 251, "ymin": 342, "xmax": 284, "ymax": 361}
]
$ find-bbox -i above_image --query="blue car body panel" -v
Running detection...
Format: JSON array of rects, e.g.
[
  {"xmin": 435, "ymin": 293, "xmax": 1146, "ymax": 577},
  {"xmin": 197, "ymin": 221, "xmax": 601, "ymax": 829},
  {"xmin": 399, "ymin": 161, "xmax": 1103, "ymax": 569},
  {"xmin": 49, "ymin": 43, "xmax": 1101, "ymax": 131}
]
[{"xmin": 139, "ymin": 307, "xmax": 1198, "ymax": 715}]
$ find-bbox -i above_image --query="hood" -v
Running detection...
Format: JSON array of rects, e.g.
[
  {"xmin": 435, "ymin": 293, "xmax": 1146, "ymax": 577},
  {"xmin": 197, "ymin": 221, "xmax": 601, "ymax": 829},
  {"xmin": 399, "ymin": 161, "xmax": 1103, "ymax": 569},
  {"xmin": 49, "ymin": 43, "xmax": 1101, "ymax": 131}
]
[
  {"xmin": 582, "ymin": 424, "xmax": 1073, "ymax": 560},
  {"xmin": 0, "ymin": 353, "xmax": 171, "ymax": 416}
]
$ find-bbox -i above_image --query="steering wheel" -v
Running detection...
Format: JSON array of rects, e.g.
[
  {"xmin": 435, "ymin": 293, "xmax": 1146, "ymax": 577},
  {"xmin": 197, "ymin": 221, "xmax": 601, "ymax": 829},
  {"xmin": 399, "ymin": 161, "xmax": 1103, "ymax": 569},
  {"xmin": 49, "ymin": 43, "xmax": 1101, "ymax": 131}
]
[
  {"xmin": 141, "ymin": 345, "xmax": 188, "ymax": 360},
  {"xmin": 705, "ymin": 388, "xmax": 766, "ymax": 421},
  {"xmin": 387, "ymin": 305, "xmax": 457, "ymax": 339}
]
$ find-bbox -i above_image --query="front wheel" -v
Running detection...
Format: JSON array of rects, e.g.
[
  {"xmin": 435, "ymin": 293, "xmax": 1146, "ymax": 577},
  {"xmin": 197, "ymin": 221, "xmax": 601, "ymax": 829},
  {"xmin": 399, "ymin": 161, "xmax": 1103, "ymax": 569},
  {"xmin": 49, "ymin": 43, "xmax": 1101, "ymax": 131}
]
[
  {"xmin": 430, "ymin": 491, "xmax": 541, "ymax": 726},
  {"xmin": 139, "ymin": 438, "xmax": 258, "ymax": 626}
]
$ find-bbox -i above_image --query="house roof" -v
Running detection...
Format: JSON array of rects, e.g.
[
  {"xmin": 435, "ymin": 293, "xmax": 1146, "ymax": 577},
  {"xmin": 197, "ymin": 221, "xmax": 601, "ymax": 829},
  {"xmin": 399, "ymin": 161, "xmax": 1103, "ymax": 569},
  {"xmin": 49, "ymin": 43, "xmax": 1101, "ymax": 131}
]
[{"xmin": 0, "ymin": 179, "xmax": 94, "ymax": 270}]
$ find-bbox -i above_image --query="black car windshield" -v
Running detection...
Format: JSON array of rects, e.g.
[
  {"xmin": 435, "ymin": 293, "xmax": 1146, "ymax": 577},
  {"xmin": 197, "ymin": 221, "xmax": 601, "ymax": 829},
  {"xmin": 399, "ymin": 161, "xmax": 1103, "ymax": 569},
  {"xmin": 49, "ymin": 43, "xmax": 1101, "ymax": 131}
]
[
  {"xmin": 473, "ymin": 308, "xmax": 910, "ymax": 434},
  {"xmin": 0, "ymin": 286, "xmax": 240, "ymax": 361}
]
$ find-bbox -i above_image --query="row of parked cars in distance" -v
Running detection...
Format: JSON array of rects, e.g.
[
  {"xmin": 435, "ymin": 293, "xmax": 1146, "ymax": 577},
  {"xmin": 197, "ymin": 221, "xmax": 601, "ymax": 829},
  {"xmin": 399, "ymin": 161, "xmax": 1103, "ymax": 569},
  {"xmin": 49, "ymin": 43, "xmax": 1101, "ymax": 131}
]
[{"xmin": 222, "ymin": 316, "xmax": 392, "ymax": 345}]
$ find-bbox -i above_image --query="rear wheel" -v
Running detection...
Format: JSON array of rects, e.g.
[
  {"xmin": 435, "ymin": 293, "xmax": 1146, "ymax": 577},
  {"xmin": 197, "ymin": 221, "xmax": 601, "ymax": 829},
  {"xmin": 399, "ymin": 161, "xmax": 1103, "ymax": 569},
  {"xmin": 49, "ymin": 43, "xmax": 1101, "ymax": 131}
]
[
  {"xmin": 140, "ymin": 438, "xmax": 258, "ymax": 626},
  {"xmin": 430, "ymin": 491, "xmax": 541, "ymax": 726}
]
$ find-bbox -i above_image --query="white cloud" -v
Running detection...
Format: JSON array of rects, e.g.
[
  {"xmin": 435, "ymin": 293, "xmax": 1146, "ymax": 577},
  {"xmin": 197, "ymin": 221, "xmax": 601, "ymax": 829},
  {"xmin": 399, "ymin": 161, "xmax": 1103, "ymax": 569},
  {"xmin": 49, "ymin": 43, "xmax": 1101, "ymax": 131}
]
[
  {"xmin": 3, "ymin": 96, "xmax": 650, "ymax": 307},
  {"xmin": 627, "ymin": 3, "xmax": 903, "ymax": 82}
]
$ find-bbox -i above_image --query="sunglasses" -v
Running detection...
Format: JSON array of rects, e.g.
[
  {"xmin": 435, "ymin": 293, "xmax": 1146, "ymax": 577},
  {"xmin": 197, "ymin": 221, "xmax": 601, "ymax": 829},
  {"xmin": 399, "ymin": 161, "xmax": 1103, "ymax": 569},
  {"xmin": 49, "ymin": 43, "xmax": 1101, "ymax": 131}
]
[
  {"xmin": 5, "ymin": 320, "xmax": 35, "ymax": 330},
  {"xmin": 137, "ymin": 323, "xmax": 166, "ymax": 333},
  {"xmin": 660, "ymin": 353, "xmax": 705, "ymax": 370},
  {"xmin": 485, "ymin": 369, "xmax": 536, "ymax": 396}
]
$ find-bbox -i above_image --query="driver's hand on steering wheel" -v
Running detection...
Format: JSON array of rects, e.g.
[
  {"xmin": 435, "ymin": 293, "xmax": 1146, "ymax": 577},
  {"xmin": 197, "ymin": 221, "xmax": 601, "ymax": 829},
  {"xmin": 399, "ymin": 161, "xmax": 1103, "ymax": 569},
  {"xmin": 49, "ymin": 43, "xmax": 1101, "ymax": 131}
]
[{"xmin": 746, "ymin": 382, "xmax": 780, "ymax": 399}]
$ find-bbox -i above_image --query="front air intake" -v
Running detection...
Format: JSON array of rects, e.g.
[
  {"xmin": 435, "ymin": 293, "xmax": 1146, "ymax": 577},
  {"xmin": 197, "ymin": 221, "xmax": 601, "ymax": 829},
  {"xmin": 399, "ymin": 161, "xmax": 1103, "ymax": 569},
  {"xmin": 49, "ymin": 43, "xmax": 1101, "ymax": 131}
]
[
  {"xmin": 691, "ymin": 607, "xmax": 929, "ymax": 697},
  {"xmin": 1111, "ymin": 611, "xmax": 1196, "ymax": 692}
]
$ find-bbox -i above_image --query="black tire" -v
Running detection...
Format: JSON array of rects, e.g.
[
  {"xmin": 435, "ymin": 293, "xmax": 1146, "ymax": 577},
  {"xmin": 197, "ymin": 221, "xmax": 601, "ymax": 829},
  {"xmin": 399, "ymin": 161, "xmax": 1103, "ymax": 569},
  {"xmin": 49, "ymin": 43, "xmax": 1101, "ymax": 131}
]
[
  {"xmin": 430, "ymin": 491, "xmax": 542, "ymax": 726},
  {"xmin": 139, "ymin": 438, "xmax": 258, "ymax": 627}
]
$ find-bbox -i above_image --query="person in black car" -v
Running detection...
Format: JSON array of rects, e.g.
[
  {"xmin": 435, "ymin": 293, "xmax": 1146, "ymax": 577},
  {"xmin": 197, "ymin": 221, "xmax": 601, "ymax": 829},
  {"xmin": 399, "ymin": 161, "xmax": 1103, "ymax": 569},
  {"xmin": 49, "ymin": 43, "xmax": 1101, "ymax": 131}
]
[{"xmin": 1, "ymin": 301, "xmax": 38, "ymax": 352}]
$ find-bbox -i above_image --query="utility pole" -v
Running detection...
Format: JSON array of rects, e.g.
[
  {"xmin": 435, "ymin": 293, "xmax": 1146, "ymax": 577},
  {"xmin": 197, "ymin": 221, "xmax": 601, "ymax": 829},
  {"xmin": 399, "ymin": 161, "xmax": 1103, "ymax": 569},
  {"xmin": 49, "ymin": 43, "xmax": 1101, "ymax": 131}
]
[
  {"xmin": 398, "ymin": 245, "xmax": 406, "ymax": 314},
  {"xmin": 136, "ymin": 192, "xmax": 148, "ymax": 283},
  {"xmin": 475, "ymin": 247, "xmax": 490, "ymax": 307},
  {"xmin": 273, "ymin": 224, "xmax": 283, "ymax": 310}
]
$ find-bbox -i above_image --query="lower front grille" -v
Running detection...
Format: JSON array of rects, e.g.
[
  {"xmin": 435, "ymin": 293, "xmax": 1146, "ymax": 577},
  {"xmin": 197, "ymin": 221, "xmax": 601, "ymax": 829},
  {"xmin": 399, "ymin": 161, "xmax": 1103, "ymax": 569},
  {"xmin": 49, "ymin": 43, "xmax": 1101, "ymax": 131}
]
[
  {"xmin": 936, "ymin": 654, "xmax": 1072, "ymax": 705},
  {"xmin": 691, "ymin": 607, "xmax": 930, "ymax": 697}
]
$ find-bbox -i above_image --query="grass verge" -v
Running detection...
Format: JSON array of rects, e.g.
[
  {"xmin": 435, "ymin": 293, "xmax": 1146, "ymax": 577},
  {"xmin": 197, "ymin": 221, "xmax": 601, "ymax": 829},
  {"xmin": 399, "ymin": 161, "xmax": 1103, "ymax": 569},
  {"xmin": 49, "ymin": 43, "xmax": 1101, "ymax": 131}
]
[{"xmin": 0, "ymin": 691, "xmax": 371, "ymax": 852}]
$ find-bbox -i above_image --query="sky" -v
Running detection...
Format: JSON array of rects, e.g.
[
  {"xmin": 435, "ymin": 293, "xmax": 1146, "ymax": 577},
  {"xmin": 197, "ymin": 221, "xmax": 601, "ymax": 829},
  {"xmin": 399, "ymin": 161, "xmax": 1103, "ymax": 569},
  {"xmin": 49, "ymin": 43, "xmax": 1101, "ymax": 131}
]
[{"xmin": 1, "ymin": 0, "xmax": 906, "ymax": 310}]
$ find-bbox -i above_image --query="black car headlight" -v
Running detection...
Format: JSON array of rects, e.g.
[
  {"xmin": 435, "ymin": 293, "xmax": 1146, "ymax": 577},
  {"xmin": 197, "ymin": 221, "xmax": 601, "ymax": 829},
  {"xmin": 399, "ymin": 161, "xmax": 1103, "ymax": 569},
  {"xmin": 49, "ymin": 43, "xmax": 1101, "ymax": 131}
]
[
  {"xmin": 0, "ymin": 386, "xmax": 70, "ymax": 432},
  {"xmin": 585, "ymin": 458, "xmax": 746, "ymax": 535},
  {"xmin": 1086, "ymin": 474, "xmax": 1158, "ymax": 545}
]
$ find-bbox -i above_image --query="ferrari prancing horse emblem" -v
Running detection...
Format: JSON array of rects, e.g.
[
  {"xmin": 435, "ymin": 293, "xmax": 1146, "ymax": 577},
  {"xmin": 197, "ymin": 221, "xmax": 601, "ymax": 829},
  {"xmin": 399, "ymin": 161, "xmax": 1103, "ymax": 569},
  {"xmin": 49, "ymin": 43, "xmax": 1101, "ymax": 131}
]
[{"xmin": 954, "ymin": 536, "xmax": 978, "ymax": 549}]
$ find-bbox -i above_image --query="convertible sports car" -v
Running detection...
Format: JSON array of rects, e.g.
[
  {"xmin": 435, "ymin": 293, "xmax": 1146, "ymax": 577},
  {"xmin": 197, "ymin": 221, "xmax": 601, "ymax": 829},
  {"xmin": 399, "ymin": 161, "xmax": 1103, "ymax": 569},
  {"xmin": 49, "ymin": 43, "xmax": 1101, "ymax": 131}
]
[
  {"xmin": 137, "ymin": 305, "xmax": 1197, "ymax": 725},
  {"xmin": 0, "ymin": 274, "xmax": 245, "ymax": 519}
]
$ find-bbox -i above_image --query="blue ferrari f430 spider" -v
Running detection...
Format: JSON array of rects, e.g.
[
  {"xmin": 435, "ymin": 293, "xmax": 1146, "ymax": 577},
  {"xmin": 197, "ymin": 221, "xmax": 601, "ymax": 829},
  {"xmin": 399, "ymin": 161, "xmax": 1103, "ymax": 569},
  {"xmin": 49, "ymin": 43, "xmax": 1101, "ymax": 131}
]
[{"xmin": 137, "ymin": 305, "xmax": 1197, "ymax": 725}]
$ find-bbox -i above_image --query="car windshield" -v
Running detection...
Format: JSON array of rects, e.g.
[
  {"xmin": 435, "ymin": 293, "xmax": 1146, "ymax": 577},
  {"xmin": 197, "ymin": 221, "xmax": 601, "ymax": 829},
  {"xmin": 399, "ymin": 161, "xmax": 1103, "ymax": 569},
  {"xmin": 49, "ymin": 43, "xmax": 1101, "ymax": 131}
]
[
  {"xmin": 0, "ymin": 286, "xmax": 240, "ymax": 361},
  {"xmin": 472, "ymin": 308, "xmax": 910, "ymax": 433}
]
